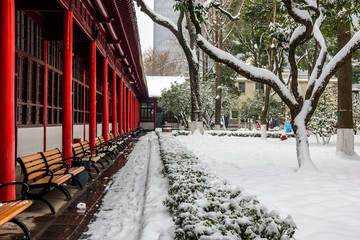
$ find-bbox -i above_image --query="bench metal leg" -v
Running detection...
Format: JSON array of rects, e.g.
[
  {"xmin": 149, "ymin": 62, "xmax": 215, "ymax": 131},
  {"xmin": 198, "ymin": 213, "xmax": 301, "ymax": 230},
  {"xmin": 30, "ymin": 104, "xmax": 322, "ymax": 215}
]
[
  {"xmin": 10, "ymin": 218, "xmax": 31, "ymax": 240},
  {"xmin": 91, "ymin": 164, "xmax": 101, "ymax": 173},
  {"xmin": 57, "ymin": 185, "xmax": 71, "ymax": 201},
  {"xmin": 71, "ymin": 177, "xmax": 83, "ymax": 190}
]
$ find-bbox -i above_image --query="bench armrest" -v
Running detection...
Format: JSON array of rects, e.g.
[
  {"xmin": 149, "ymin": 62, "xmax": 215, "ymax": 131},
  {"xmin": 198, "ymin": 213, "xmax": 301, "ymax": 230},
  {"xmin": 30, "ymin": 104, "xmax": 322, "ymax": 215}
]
[{"xmin": 0, "ymin": 182, "xmax": 30, "ymax": 199}]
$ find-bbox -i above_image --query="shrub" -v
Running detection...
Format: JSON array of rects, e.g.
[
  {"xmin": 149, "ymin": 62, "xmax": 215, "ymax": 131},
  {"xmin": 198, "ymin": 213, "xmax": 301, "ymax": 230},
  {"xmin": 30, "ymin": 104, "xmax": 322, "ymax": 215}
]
[{"xmin": 158, "ymin": 133, "xmax": 297, "ymax": 240}]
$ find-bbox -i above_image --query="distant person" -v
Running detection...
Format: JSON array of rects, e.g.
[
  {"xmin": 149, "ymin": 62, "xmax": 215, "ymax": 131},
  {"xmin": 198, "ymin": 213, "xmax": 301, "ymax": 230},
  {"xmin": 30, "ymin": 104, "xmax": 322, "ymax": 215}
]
[{"xmin": 285, "ymin": 119, "xmax": 292, "ymax": 133}]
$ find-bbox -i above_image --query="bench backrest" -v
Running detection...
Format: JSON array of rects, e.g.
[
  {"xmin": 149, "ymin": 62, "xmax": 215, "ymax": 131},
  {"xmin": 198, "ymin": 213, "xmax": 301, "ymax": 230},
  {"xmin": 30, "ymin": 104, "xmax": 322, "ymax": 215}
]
[
  {"xmin": 16, "ymin": 153, "xmax": 47, "ymax": 182},
  {"xmin": 41, "ymin": 148, "xmax": 63, "ymax": 172},
  {"xmin": 80, "ymin": 140, "xmax": 91, "ymax": 152},
  {"xmin": 72, "ymin": 142, "xmax": 85, "ymax": 158},
  {"xmin": 109, "ymin": 133, "xmax": 116, "ymax": 141},
  {"xmin": 99, "ymin": 136, "xmax": 106, "ymax": 145},
  {"xmin": 95, "ymin": 137, "xmax": 103, "ymax": 148}
]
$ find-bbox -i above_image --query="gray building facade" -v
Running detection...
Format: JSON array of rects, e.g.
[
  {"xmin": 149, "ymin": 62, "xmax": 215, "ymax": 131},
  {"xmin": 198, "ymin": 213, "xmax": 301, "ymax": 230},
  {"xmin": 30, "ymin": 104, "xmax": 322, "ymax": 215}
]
[{"xmin": 153, "ymin": 0, "xmax": 179, "ymax": 53}]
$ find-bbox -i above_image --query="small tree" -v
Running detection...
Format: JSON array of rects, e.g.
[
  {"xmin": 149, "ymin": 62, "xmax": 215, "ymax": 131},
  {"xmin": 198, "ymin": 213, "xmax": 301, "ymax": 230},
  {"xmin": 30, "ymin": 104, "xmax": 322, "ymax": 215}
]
[
  {"xmin": 142, "ymin": 48, "xmax": 186, "ymax": 76},
  {"xmin": 159, "ymin": 82, "xmax": 191, "ymax": 128},
  {"xmin": 239, "ymin": 91, "xmax": 285, "ymax": 129},
  {"xmin": 307, "ymin": 85, "xmax": 337, "ymax": 144},
  {"xmin": 353, "ymin": 96, "xmax": 360, "ymax": 134}
]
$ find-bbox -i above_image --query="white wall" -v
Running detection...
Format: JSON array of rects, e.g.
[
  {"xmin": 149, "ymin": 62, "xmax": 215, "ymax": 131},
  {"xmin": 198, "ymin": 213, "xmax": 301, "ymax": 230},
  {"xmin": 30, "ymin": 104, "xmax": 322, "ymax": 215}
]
[
  {"xmin": 97, "ymin": 123, "xmax": 102, "ymax": 136},
  {"xmin": 73, "ymin": 124, "xmax": 86, "ymax": 141},
  {"xmin": 46, "ymin": 126, "xmax": 62, "ymax": 151},
  {"xmin": 140, "ymin": 122, "xmax": 154, "ymax": 131},
  {"xmin": 17, "ymin": 127, "xmax": 44, "ymax": 157},
  {"xmin": 17, "ymin": 122, "xmax": 116, "ymax": 158}
]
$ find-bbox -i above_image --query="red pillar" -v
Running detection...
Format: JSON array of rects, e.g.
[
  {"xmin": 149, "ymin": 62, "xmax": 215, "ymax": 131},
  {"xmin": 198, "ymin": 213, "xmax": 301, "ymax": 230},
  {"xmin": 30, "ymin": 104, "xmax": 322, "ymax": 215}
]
[
  {"xmin": 89, "ymin": 41, "xmax": 97, "ymax": 149},
  {"xmin": 43, "ymin": 41, "xmax": 48, "ymax": 151},
  {"xmin": 112, "ymin": 70, "xmax": 117, "ymax": 138},
  {"xmin": 62, "ymin": 11, "xmax": 73, "ymax": 162},
  {"xmin": 136, "ymin": 99, "xmax": 139, "ymax": 127},
  {"xmin": 83, "ymin": 69, "xmax": 86, "ymax": 140},
  {"xmin": 0, "ymin": 0, "xmax": 15, "ymax": 201},
  {"xmin": 124, "ymin": 84, "xmax": 127, "ymax": 133},
  {"xmin": 132, "ymin": 95, "xmax": 135, "ymax": 129},
  {"xmin": 102, "ymin": 58, "xmax": 109, "ymax": 141},
  {"xmin": 130, "ymin": 93, "xmax": 133, "ymax": 131},
  {"xmin": 127, "ymin": 88, "xmax": 131, "ymax": 132},
  {"xmin": 118, "ymin": 78, "xmax": 123, "ymax": 134}
]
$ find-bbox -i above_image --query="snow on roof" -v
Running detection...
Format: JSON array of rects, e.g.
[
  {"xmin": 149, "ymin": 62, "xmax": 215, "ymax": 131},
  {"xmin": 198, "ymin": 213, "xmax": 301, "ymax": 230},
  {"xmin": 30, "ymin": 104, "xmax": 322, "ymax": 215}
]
[{"xmin": 146, "ymin": 75, "xmax": 186, "ymax": 98}]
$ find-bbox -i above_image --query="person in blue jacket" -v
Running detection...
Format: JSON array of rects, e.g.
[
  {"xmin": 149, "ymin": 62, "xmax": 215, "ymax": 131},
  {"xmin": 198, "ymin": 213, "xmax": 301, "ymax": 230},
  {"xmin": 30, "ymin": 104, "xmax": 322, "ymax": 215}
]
[{"xmin": 285, "ymin": 119, "xmax": 293, "ymax": 133}]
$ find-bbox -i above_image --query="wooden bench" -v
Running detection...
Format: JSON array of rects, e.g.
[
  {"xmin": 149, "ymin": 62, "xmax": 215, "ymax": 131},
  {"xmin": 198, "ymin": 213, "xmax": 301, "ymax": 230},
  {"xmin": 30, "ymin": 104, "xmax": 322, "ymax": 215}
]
[
  {"xmin": 131, "ymin": 127, "xmax": 143, "ymax": 137},
  {"xmin": 40, "ymin": 148, "xmax": 85, "ymax": 188},
  {"xmin": 16, "ymin": 153, "xmax": 74, "ymax": 214},
  {"xmin": 0, "ymin": 182, "xmax": 33, "ymax": 240},
  {"xmin": 72, "ymin": 141, "xmax": 107, "ymax": 174},
  {"xmin": 95, "ymin": 136, "xmax": 117, "ymax": 160},
  {"xmin": 108, "ymin": 133, "xmax": 126, "ymax": 151},
  {"xmin": 117, "ymin": 131, "xmax": 131, "ymax": 147}
]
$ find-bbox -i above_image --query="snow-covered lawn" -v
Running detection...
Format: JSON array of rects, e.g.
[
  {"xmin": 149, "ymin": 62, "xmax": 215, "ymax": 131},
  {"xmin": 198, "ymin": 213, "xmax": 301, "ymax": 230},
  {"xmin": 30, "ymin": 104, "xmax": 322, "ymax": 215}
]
[
  {"xmin": 176, "ymin": 131, "xmax": 360, "ymax": 240},
  {"xmin": 84, "ymin": 130, "xmax": 360, "ymax": 240}
]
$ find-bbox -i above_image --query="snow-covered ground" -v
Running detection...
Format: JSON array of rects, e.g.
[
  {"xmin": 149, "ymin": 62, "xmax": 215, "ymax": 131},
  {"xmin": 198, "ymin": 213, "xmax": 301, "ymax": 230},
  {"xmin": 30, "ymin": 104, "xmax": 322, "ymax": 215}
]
[
  {"xmin": 84, "ymin": 132, "xmax": 173, "ymax": 240},
  {"xmin": 84, "ymin": 130, "xmax": 360, "ymax": 240}
]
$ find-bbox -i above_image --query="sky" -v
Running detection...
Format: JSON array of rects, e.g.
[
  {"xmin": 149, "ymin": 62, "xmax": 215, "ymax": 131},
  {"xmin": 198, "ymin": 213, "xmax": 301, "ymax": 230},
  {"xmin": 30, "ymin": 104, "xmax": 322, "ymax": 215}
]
[{"xmin": 135, "ymin": 0, "xmax": 154, "ymax": 54}]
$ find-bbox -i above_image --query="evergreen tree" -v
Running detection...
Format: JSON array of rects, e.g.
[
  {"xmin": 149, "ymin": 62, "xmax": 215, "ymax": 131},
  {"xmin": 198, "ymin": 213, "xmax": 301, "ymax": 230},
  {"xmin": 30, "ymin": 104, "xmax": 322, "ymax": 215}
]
[{"xmin": 308, "ymin": 85, "xmax": 337, "ymax": 144}]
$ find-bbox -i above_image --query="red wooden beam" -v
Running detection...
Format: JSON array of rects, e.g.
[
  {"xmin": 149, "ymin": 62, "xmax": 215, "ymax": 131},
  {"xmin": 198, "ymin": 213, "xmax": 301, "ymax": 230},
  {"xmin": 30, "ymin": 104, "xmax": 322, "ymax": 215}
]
[
  {"xmin": 62, "ymin": 11, "xmax": 73, "ymax": 163},
  {"xmin": 124, "ymin": 82, "xmax": 127, "ymax": 133},
  {"xmin": 83, "ymin": 69, "xmax": 86, "ymax": 141},
  {"xmin": 102, "ymin": 58, "xmax": 109, "ymax": 141},
  {"xmin": 89, "ymin": 41, "xmax": 97, "ymax": 150},
  {"xmin": 119, "ymin": 78, "xmax": 123, "ymax": 134},
  {"xmin": 43, "ymin": 40, "xmax": 48, "ymax": 152},
  {"xmin": 0, "ymin": 0, "xmax": 15, "ymax": 201},
  {"xmin": 127, "ymin": 87, "xmax": 130, "ymax": 132},
  {"xmin": 112, "ymin": 70, "xmax": 117, "ymax": 138}
]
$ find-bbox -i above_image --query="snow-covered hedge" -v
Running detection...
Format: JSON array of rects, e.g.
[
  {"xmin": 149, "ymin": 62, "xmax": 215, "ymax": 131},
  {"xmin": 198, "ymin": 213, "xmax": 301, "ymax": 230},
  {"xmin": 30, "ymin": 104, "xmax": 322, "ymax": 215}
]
[
  {"xmin": 171, "ymin": 130, "xmax": 295, "ymax": 138},
  {"xmin": 208, "ymin": 131, "xmax": 295, "ymax": 138},
  {"xmin": 158, "ymin": 133, "xmax": 296, "ymax": 240}
]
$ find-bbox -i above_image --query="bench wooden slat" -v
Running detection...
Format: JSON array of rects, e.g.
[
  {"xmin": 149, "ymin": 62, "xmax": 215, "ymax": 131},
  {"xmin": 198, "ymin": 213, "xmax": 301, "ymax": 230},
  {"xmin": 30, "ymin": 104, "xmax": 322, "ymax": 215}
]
[
  {"xmin": 31, "ymin": 174, "xmax": 72, "ymax": 186},
  {"xmin": 0, "ymin": 200, "xmax": 33, "ymax": 226}
]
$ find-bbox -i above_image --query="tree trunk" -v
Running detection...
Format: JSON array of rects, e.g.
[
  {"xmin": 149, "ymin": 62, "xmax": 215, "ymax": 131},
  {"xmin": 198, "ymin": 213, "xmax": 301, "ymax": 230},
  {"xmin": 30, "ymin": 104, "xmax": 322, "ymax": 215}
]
[
  {"xmin": 292, "ymin": 117, "xmax": 318, "ymax": 170},
  {"xmin": 336, "ymin": 21, "xmax": 354, "ymax": 155},
  {"xmin": 260, "ymin": 1, "xmax": 276, "ymax": 140},
  {"xmin": 261, "ymin": 86, "xmax": 271, "ymax": 139},
  {"xmin": 214, "ymin": 2, "xmax": 223, "ymax": 130},
  {"xmin": 215, "ymin": 62, "xmax": 222, "ymax": 130}
]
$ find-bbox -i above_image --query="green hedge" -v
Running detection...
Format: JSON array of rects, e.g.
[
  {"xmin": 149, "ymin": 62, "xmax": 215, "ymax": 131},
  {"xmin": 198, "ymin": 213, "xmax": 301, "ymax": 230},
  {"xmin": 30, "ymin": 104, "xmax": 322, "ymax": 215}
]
[{"xmin": 159, "ymin": 133, "xmax": 297, "ymax": 240}]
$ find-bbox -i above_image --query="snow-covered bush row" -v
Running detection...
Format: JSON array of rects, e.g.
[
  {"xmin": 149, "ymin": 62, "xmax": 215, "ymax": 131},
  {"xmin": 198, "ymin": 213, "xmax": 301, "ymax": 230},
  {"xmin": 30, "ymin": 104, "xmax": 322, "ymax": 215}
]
[
  {"xmin": 209, "ymin": 131, "xmax": 294, "ymax": 138},
  {"xmin": 158, "ymin": 133, "xmax": 296, "ymax": 240}
]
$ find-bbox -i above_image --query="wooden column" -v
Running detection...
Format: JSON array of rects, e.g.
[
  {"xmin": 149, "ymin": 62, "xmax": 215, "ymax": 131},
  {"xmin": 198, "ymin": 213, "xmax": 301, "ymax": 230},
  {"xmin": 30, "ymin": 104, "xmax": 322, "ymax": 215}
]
[
  {"xmin": 118, "ymin": 78, "xmax": 123, "ymax": 135},
  {"xmin": 124, "ymin": 84, "xmax": 127, "ymax": 133},
  {"xmin": 112, "ymin": 70, "xmax": 117, "ymax": 138},
  {"xmin": 89, "ymin": 41, "xmax": 97, "ymax": 149},
  {"xmin": 43, "ymin": 40, "xmax": 48, "ymax": 151},
  {"xmin": 62, "ymin": 11, "xmax": 73, "ymax": 162},
  {"xmin": 102, "ymin": 58, "xmax": 109, "ymax": 141},
  {"xmin": 0, "ymin": 0, "xmax": 15, "ymax": 201}
]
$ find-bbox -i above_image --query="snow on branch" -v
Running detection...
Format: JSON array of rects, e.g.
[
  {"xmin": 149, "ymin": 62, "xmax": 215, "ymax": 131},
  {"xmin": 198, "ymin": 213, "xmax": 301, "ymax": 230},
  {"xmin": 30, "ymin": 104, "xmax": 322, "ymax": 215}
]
[
  {"xmin": 306, "ymin": 13, "xmax": 327, "ymax": 98},
  {"xmin": 312, "ymin": 30, "xmax": 360, "ymax": 99},
  {"xmin": 196, "ymin": 34, "xmax": 297, "ymax": 107},
  {"xmin": 209, "ymin": 1, "xmax": 244, "ymax": 21}
]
